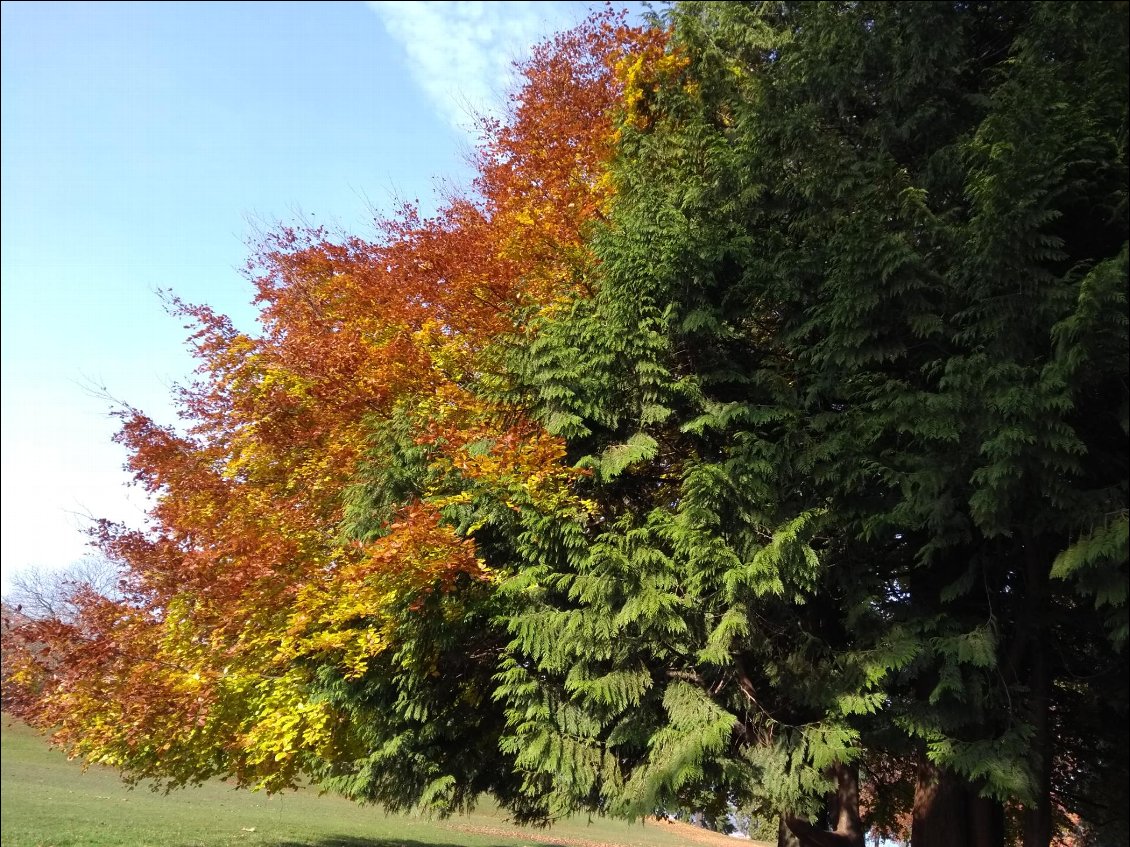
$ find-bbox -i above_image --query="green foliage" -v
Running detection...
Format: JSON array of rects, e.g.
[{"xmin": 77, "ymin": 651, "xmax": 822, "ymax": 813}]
[
  {"xmin": 339, "ymin": 405, "xmax": 433, "ymax": 543},
  {"xmin": 490, "ymin": 0, "xmax": 1129, "ymax": 837},
  {"xmin": 1052, "ymin": 514, "xmax": 1130, "ymax": 643}
]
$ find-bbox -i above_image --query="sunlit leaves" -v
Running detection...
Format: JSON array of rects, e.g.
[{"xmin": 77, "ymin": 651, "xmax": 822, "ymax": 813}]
[{"xmin": 2, "ymin": 8, "xmax": 651, "ymax": 803}]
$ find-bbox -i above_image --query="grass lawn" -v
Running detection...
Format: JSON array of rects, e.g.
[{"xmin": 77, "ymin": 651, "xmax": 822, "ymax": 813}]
[{"xmin": 2, "ymin": 718, "xmax": 766, "ymax": 847}]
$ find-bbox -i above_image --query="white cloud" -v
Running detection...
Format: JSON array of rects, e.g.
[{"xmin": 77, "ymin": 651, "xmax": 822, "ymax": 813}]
[{"xmin": 369, "ymin": 1, "xmax": 589, "ymax": 135}]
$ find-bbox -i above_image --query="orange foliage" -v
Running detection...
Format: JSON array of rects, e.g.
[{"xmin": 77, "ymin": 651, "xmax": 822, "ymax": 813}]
[{"xmin": 2, "ymin": 10, "xmax": 666, "ymax": 792}]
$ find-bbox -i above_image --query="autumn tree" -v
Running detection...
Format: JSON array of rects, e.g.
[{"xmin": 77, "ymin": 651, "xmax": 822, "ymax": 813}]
[{"xmin": 2, "ymin": 8, "xmax": 658, "ymax": 813}]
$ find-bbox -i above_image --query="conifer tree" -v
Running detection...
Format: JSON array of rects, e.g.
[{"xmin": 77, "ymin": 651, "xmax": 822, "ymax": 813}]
[{"xmin": 496, "ymin": 3, "xmax": 1128, "ymax": 845}]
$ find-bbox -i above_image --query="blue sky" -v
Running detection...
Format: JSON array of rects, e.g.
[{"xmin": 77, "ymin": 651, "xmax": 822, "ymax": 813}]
[{"xmin": 0, "ymin": 0, "xmax": 640, "ymax": 592}]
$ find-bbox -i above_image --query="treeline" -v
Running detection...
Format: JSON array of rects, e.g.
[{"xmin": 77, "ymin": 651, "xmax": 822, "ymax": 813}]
[{"xmin": 3, "ymin": 4, "xmax": 1126, "ymax": 847}]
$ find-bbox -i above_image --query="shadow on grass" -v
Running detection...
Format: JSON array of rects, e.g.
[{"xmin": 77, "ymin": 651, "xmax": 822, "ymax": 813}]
[{"xmin": 263, "ymin": 839, "xmax": 570, "ymax": 847}]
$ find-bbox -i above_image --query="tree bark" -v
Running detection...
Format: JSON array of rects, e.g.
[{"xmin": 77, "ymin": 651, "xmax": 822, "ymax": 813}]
[
  {"xmin": 913, "ymin": 758, "xmax": 968, "ymax": 847},
  {"xmin": 784, "ymin": 763, "xmax": 864, "ymax": 847},
  {"xmin": 778, "ymin": 816, "xmax": 802, "ymax": 847},
  {"xmin": 828, "ymin": 761, "xmax": 864, "ymax": 839},
  {"xmin": 912, "ymin": 756, "xmax": 1007, "ymax": 847},
  {"xmin": 970, "ymin": 792, "xmax": 1005, "ymax": 847},
  {"xmin": 1021, "ymin": 541, "xmax": 1054, "ymax": 847}
]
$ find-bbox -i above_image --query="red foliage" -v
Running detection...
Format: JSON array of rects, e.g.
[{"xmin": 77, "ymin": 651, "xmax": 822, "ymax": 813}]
[{"xmin": 2, "ymin": 10, "xmax": 664, "ymax": 792}]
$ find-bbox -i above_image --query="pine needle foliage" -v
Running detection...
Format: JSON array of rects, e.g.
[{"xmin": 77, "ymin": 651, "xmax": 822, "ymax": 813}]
[{"xmin": 495, "ymin": 1, "xmax": 1128, "ymax": 840}]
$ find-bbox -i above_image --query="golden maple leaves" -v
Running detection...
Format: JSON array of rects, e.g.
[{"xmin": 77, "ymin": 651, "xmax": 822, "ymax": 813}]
[{"xmin": 3, "ymin": 10, "xmax": 669, "ymax": 792}]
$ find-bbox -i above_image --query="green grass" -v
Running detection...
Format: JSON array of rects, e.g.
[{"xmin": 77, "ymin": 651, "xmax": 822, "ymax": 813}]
[{"xmin": 1, "ymin": 719, "xmax": 746, "ymax": 847}]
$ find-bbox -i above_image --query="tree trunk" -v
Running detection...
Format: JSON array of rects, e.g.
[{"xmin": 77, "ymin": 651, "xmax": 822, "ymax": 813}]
[
  {"xmin": 913, "ymin": 758, "xmax": 968, "ymax": 847},
  {"xmin": 778, "ymin": 816, "xmax": 802, "ymax": 847},
  {"xmin": 1022, "ymin": 542, "xmax": 1054, "ymax": 847},
  {"xmin": 912, "ymin": 757, "xmax": 1006, "ymax": 847},
  {"xmin": 828, "ymin": 761, "xmax": 864, "ymax": 839},
  {"xmin": 784, "ymin": 763, "xmax": 864, "ymax": 847},
  {"xmin": 970, "ymin": 792, "xmax": 1005, "ymax": 847},
  {"xmin": 1020, "ymin": 673, "xmax": 1053, "ymax": 847}
]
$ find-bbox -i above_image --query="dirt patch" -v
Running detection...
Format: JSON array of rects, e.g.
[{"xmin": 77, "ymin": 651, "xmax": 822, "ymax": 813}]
[
  {"xmin": 445, "ymin": 817, "xmax": 775, "ymax": 847},
  {"xmin": 446, "ymin": 823, "xmax": 630, "ymax": 847},
  {"xmin": 646, "ymin": 818, "xmax": 774, "ymax": 847}
]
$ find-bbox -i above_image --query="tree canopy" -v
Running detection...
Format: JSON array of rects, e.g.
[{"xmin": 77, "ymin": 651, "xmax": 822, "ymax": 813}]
[{"xmin": 4, "ymin": 4, "xmax": 1127, "ymax": 847}]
